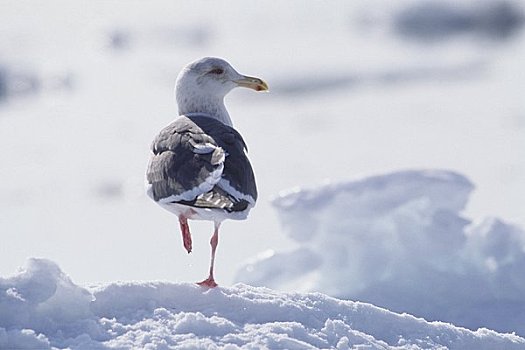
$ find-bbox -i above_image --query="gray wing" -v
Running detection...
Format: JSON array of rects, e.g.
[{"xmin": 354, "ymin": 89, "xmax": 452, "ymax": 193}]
[
  {"xmin": 146, "ymin": 116, "xmax": 225, "ymax": 202},
  {"xmin": 147, "ymin": 115, "xmax": 257, "ymax": 212}
]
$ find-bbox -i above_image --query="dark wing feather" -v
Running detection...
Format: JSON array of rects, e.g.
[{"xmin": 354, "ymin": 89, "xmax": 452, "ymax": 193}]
[
  {"xmin": 146, "ymin": 116, "xmax": 225, "ymax": 202},
  {"xmin": 187, "ymin": 115, "xmax": 258, "ymax": 203},
  {"xmin": 178, "ymin": 186, "xmax": 250, "ymax": 213},
  {"xmin": 147, "ymin": 115, "xmax": 257, "ymax": 212}
]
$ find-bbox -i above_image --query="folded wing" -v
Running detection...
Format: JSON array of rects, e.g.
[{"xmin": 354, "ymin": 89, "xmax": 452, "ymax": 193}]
[{"xmin": 147, "ymin": 115, "xmax": 257, "ymax": 213}]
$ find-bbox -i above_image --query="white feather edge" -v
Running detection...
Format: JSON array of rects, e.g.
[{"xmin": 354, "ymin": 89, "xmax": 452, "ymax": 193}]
[
  {"xmin": 192, "ymin": 142, "xmax": 219, "ymax": 155},
  {"xmin": 146, "ymin": 162, "xmax": 224, "ymax": 204},
  {"xmin": 216, "ymin": 178, "xmax": 256, "ymax": 205}
]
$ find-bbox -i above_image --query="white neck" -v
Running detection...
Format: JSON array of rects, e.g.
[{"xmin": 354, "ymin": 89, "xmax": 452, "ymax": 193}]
[{"xmin": 177, "ymin": 94, "xmax": 233, "ymax": 127}]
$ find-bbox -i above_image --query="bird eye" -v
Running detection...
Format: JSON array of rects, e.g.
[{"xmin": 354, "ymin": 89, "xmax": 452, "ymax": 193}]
[{"xmin": 209, "ymin": 68, "xmax": 224, "ymax": 75}]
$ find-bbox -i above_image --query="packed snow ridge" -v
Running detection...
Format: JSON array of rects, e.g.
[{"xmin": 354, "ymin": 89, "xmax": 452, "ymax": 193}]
[
  {"xmin": 236, "ymin": 170, "xmax": 525, "ymax": 336},
  {"xmin": 1, "ymin": 259, "xmax": 523, "ymax": 350}
]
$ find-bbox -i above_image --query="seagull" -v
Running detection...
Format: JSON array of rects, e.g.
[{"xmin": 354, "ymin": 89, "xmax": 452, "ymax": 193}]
[{"xmin": 146, "ymin": 57, "xmax": 268, "ymax": 288}]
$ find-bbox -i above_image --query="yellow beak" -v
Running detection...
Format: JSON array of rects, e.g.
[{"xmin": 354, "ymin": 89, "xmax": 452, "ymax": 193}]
[{"xmin": 234, "ymin": 75, "xmax": 269, "ymax": 92}]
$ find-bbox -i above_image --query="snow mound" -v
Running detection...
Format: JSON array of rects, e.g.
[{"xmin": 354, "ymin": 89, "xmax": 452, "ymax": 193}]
[
  {"xmin": 236, "ymin": 170, "xmax": 525, "ymax": 335},
  {"xmin": 1, "ymin": 259, "xmax": 523, "ymax": 349}
]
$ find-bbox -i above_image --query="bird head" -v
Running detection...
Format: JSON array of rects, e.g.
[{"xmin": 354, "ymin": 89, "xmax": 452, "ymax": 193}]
[
  {"xmin": 176, "ymin": 57, "xmax": 268, "ymax": 99},
  {"xmin": 175, "ymin": 57, "xmax": 268, "ymax": 125}
]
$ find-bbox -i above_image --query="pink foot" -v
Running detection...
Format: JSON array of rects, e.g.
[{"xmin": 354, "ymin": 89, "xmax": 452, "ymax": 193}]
[
  {"xmin": 197, "ymin": 277, "xmax": 218, "ymax": 288},
  {"xmin": 179, "ymin": 217, "xmax": 192, "ymax": 253},
  {"xmin": 197, "ymin": 223, "xmax": 220, "ymax": 289}
]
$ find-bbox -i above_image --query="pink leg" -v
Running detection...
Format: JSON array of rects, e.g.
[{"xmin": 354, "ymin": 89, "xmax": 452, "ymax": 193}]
[
  {"xmin": 179, "ymin": 216, "xmax": 192, "ymax": 254},
  {"xmin": 198, "ymin": 222, "xmax": 220, "ymax": 288}
]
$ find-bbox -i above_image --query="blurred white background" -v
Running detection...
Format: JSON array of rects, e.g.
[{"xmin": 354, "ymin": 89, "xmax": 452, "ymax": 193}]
[{"xmin": 1, "ymin": 0, "xmax": 524, "ymax": 288}]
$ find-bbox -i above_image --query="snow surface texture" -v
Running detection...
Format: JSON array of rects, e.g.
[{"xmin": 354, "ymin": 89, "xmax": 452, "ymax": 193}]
[
  {"xmin": 1, "ymin": 258, "xmax": 524, "ymax": 350},
  {"xmin": 236, "ymin": 170, "xmax": 525, "ymax": 336}
]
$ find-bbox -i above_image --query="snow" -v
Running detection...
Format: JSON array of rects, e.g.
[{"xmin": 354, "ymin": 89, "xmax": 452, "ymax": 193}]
[
  {"xmin": 1, "ymin": 1, "xmax": 524, "ymax": 346},
  {"xmin": 1, "ymin": 259, "xmax": 524, "ymax": 349},
  {"xmin": 236, "ymin": 170, "xmax": 525, "ymax": 336}
]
